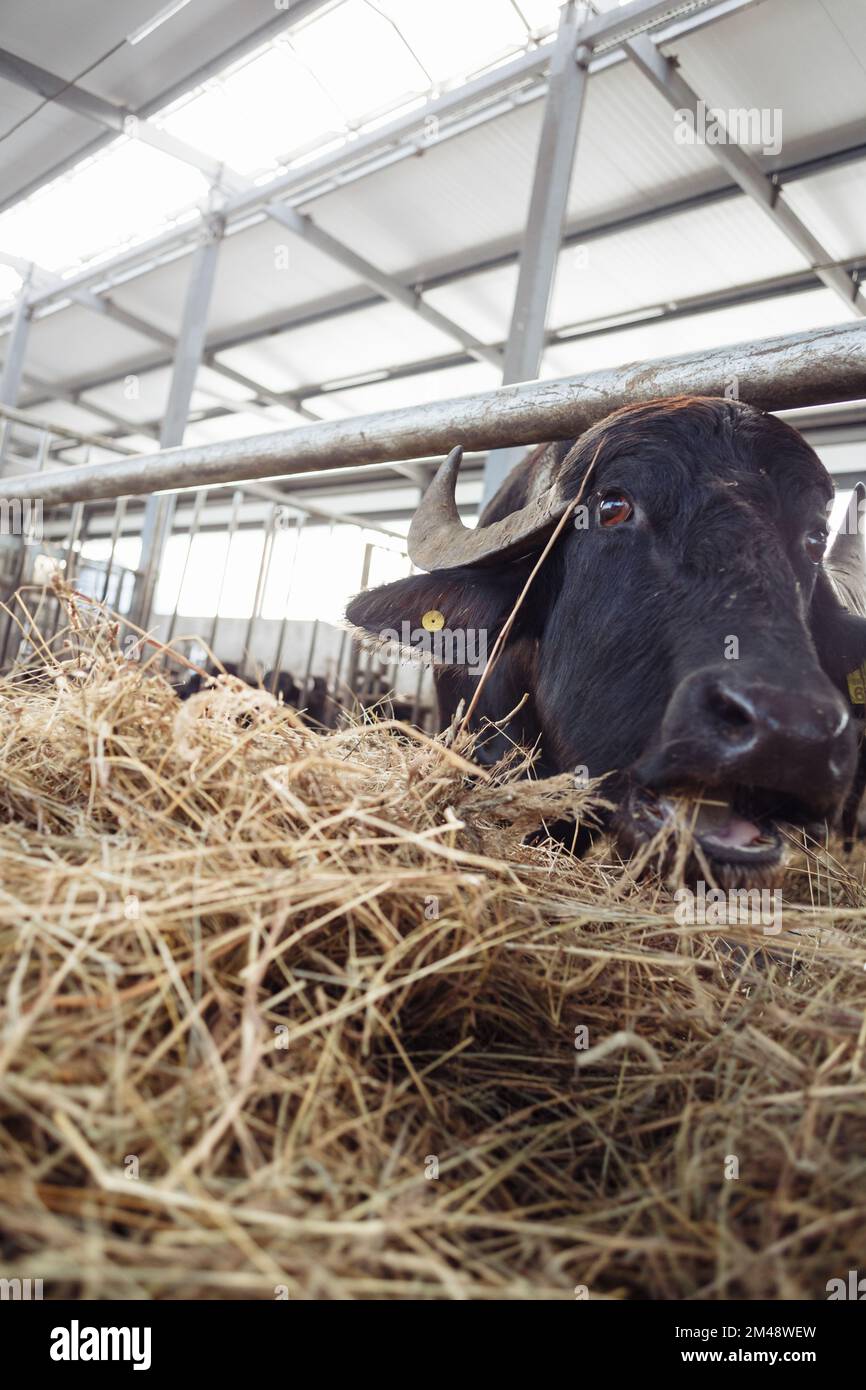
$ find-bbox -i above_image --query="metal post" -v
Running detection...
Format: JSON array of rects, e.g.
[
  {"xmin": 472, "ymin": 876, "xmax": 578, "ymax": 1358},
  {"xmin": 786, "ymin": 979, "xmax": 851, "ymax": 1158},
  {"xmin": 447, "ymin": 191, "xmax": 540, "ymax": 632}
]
[
  {"xmin": 3, "ymin": 323, "xmax": 864, "ymax": 505},
  {"xmin": 35, "ymin": 428, "xmax": 51, "ymax": 471},
  {"xmin": 301, "ymin": 520, "xmax": 334, "ymax": 702},
  {"xmin": 346, "ymin": 542, "xmax": 373, "ymax": 703},
  {"xmin": 242, "ymin": 501, "xmax": 278, "ymax": 674},
  {"xmin": 303, "ymin": 619, "xmax": 320, "ymax": 697},
  {"xmin": 100, "ymin": 497, "xmax": 128, "ymax": 606},
  {"xmin": 330, "ymin": 627, "xmax": 349, "ymax": 724},
  {"xmin": 130, "ymin": 218, "xmax": 223, "ymax": 628},
  {"xmin": 165, "ymin": 488, "xmax": 208, "ymax": 643},
  {"xmin": 0, "ymin": 272, "xmax": 33, "ymax": 469},
  {"xmin": 0, "ymin": 277, "xmax": 32, "ymax": 407},
  {"xmin": 623, "ymin": 32, "xmax": 866, "ymax": 322},
  {"xmin": 44, "ymin": 500, "xmax": 85, "ymax": 642},
  {"xmin": 270, "ymin": 514, "xmax": 305, "ymax": 680},
  {"xmin": 482, "ymin": 1, "xmax": 590, "ymax": 505},
  {"xmin": 207, "ymin": 488, "xmax": 243, "ymax": 655}
]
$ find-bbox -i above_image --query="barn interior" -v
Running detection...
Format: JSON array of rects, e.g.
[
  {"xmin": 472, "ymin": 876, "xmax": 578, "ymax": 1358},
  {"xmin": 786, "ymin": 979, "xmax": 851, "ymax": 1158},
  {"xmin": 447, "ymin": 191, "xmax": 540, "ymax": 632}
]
[
  {"xmin": 1, "ymin": 0, "xmax": 864, "ymax": 711},
  {"xmin": 1, "ymin": 0, "xmax": 866, "ymax": 1313}
]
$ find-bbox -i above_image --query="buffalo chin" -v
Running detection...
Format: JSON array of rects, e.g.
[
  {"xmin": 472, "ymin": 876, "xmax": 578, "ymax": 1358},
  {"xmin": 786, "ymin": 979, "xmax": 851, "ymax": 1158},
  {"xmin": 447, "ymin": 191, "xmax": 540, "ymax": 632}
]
[{"xmin": 614, "ymin": 785, "xmax": 796, "ymax": 887}]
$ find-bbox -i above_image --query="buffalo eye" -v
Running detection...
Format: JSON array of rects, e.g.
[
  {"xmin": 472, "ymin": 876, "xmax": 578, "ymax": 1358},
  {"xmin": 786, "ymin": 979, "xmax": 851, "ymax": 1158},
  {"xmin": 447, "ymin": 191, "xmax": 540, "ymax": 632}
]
[
  {"xmin": 597, "ymin": 492, "xmax": 634, "ymax": 528},
  {"xmin": 804, "ymin": 528, "xmax": 827, "ymax": 564}
]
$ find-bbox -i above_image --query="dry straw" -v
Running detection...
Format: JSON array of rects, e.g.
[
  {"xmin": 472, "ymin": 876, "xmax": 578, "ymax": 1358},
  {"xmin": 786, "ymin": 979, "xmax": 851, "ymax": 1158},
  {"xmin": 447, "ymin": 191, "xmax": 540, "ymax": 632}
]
[{"xmin": 1, "ymin": 585, "xmax": 865, "ymax": 1300}]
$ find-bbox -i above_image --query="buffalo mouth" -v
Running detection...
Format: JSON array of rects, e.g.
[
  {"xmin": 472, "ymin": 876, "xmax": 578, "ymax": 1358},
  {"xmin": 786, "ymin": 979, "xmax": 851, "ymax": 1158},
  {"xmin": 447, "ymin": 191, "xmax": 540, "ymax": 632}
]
[{"xmin": 614, "ymin": 785, "xmax": 803, "ymax": 882}]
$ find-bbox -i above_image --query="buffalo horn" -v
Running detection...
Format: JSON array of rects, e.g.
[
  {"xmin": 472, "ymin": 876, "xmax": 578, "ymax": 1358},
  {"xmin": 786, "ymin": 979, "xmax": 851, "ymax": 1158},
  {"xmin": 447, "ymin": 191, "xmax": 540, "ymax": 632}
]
[{"xmin": 407, "ymin": 445, "xmax": 573, "ymax": 571}]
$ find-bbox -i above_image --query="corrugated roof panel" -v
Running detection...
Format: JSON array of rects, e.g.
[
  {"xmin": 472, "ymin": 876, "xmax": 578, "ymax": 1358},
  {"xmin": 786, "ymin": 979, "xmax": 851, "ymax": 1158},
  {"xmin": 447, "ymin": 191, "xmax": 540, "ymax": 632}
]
[
  {"xmin": 542, "ymin": 286, "xmax": 851, "ymax": 380},
  {"xmin": 306, "ymin": 101, "xmax": 543, "ymax": 275},
  {"xmin": 312, "ymin": 359, "xmax": 500, "ymax": 416},
  {"xmin": 551, "ymin": 196, "xmax": 812, "ymax": 327},
  {"xmin": 781, "ymin": 157, "xmax": 866, "ymax": 263},
  {"xmin": 216, "ymin": 300, "xmax": 464, "ymax": 393},
  {"xmin": 669, "ymin": 0, "xmax": 866, "ymax": 148},
  {"xmin": 0, "ymin": 0, "xmax": 155, "ymax": 79},
  {"xmin": 22, "ymin": 305, "xmax": 159, "ymax": 386},
  {"xmin": 81, "ymin": 365, "xmax": 173, "ymax": 425},
  {"xmin": 12, "ymin": 397, "xmax": 115, "ymax": 436},
  {"xmin": 110, "ymin": 216, "xmax": 363, "ymax": 339},
  {"xmin": 0, "ymin": 1, "xmax": 324, "ymax": 210},
  {"xmin": 422, "ymin": 264, "xmax": 519, "ymax": 344},
  {"xmin": 183, "ymin": 411, "xmax": 291, "ymax": 446},
  {"xmin": 0, "ymin": 79, "xmax": 100, "ymax": 212},
  {"xmin": 566, "ymin": 58, "xmax": 725, "ymax": 226}
]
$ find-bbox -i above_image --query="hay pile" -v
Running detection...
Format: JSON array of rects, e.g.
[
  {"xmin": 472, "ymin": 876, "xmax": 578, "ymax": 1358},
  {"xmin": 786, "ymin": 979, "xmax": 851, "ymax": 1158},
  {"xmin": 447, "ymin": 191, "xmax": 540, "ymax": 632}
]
[{"xmin": 1, "ymin": 588, "xmax": 866, "ymax": 1300}]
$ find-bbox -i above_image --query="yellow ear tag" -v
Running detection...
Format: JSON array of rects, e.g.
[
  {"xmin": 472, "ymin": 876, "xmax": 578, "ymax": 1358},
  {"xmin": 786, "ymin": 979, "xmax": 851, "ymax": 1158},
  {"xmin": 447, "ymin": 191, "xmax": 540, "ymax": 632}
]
[
  {"xmin": 422, "ymin": 609, "xmax": 445, "ymax": 632},
  {"xmin": 846, "ymin": 664, "xmax": 866, "ymax": 706}
]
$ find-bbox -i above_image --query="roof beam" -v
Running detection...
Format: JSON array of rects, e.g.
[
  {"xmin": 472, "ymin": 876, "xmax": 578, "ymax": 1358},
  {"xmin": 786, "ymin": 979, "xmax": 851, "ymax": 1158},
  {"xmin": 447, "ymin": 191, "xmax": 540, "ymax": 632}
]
[
  {"xmin": 4, "ymin": 321, "xmax": 864, "ymax": 505},
  {"xmin": 0, "ymin": 47, "xmax": 246, "ymax": 191},
  {"xmin": 484, "ymin": 0, "xmax": 590, "ymax": 500},
  {"xmin": 623, "ymin": 32, "xmax": 866, "ymax": 318},
  {"xmin": 52, "ymin": 256, "xmax": 863, "ymax": 444},
  {"xmin": 263, "ymin": 202, "xmax": 502, "ymax": 368},
  {"xmin": 131, "ymin": 225, "xmax": 223, "ymax": 626},
  {"xmin": 578, "ymin": 0, "xmax": 721, "ymax": 51},
  {"xmin": 15, "ymin": 242, "xmax": 865, "ymax": 438},
  {"xmin": 0, "ymin": 0, "xmax": 335, "ymax": 214},
  {"xmin": 0, "ymin": 46, "xmax": 503, "ymax": 368},
  {"xmin": 0, "ymin": 0, "xmax": 762, "ymax": 329}
]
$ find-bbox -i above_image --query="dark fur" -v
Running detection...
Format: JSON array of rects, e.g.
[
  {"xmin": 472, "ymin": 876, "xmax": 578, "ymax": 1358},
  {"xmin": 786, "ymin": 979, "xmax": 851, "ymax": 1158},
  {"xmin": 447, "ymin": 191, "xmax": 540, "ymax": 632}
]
[{"xmin": 347, "ymin": 397, "xmax": 866, "ymax": 827}]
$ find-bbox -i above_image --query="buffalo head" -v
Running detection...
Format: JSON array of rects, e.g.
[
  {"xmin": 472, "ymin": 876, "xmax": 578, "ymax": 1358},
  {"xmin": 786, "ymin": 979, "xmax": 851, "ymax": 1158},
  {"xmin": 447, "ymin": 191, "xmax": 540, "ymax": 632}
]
[{"xmin": 347, "ymin": 397, "xmax": 866, "ymax": 882}]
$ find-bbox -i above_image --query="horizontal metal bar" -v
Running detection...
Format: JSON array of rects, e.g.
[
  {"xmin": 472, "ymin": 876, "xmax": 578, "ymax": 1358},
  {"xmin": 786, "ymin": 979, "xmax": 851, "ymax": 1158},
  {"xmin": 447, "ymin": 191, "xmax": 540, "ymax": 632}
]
[
  {"xmin": 241, "ymin": 480, "xmax": 407, "ymax": 542},
  {"xmin": 3, "ymin": 322, "xmax": 864, "ymax": 506},
  {"xmin": 0, "ymin": 400, "xmax": 142, "ymax": 455},
  {"xmin": 16, "ymin": 136, "xmax": 865, "ymax": 432},
  {"xmin": 577, "ymin": 0, "xmax": 716, "ymax": 51},
  {"xmin": 0, "ymin": 0, "xmax": 332, "ymax": 216}
]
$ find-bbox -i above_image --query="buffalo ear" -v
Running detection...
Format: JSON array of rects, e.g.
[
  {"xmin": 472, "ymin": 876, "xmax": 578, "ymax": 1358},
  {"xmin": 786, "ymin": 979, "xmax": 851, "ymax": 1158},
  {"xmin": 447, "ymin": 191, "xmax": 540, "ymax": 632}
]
[
  {"xmin": 345, "ymin": 563, "xmax": 530, "ymax": 664},
  {"xmin": 811, "ymin": 569, "xmax": 866, "ymax": 691}
]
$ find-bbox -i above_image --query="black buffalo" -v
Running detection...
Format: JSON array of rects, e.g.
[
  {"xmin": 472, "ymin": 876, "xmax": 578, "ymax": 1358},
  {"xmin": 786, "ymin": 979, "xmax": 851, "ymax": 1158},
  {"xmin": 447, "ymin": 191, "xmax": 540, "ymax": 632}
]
[
  {"xmin": 347, "ymin": 396, "xmax": 866, "ymax": 881},
  {"xmin": 263, "ymin": 669, "xmax": 301, "ymax": 706}
]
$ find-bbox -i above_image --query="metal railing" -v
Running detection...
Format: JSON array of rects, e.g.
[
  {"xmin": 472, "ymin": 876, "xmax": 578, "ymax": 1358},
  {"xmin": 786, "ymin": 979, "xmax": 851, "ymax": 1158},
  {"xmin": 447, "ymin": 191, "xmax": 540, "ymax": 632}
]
[
  {"xmin": 1, "ymin": 320, "xmax": 863, "ymax": 724},
  {"xmin": 2, "ymin": 322, "xmax": 863, "ymax": 508},
  {"xmin": 0, "ymin": 403, "xmax": 428, "ymax": 725}
]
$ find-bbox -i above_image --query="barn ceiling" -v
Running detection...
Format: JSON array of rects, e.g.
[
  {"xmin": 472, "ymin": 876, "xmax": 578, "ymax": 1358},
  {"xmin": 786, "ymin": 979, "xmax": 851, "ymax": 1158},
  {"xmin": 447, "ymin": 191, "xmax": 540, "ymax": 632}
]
[{"xmin": 0, "ymin": 0, "xmax": 863, "ymax": 508}]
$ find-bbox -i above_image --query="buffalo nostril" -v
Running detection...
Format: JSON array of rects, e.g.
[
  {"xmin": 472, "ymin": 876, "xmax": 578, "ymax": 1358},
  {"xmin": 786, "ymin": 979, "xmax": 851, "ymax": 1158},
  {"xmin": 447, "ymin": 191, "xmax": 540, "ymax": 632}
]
[{"xmin": 705, "ymin": 685, "xmax": 755, "ymax": 740}]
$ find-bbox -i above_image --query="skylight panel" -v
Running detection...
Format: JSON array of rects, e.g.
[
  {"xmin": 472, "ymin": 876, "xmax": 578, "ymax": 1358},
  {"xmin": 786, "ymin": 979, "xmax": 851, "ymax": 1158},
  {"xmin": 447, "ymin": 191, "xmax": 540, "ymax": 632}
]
[
  {"xmin": 509, "ymin": 0, "xmax": 565, "ymax": 37},
  {"xmin": 373, "ymin": 0, "xmax": 529, "ymax": 86},
  {"xmin": 157, "ymin": 44, "xmax": 348, "ymax": 177},
  {"xmin": 0, "ymin": 140, "xmax": 207, "ymax": 275},
  {"xmin": 289, "ymin": 0, "xmax": 430, "ymax": 125}
]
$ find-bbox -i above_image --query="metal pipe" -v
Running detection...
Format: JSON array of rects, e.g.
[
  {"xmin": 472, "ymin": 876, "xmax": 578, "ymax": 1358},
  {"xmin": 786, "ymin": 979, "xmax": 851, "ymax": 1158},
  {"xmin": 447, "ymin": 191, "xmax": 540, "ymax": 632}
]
[
  {"xmin": 207, "ymin": 488, "xmax": 243, "ymax": 654},
  {"xmin": 242, "ymin": 502, "xmax": 278, "ymax": 672},
  {"xmin": 131, "ymin": 224, "xmax": 223, "ymax": 629},
  {"xmin": 0, "ymin": 283, "xmax": 32, "ymax": 409},
  {"xmin": 484, "ymin": 0, "xmax": 590, "ymax": 502},
  {"xmin": 330, "ymin": 627, "xmax": 348, "ymax": 726},
  {"xmin": 303, "ymin": 619, "xmax": 320, "ymax": 699},
  {"xmin": 45, "ymin": 500, "xmax": 85, "ymax": 643},
  {"xmin": 346, "ymin": 541, "xmax": 373, "ymax": 704},
  {"xmin": 165, "ymin": 487, "xmax": 208, "ymax": 643},
  {"xmin": 4, "ymin": 322, "xmax": 864, "ymax": 505},
  {"xmin": 301, "ymin": 520, "xmax": 334, "ymax": 697},
  {"xmin": 0, "ymin": 400, "xmax": 141, "ymax": 455},
  {"xmin": 35, "ymin": 429, "xmax": 51, "ymax": 472},
  {"xmin": 99, "ymin": 497, "xmax": 128, "ymax": 605},
  {"xmin": 270, "ymin": 515, "xmax": 305, "ymax": 683}
]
